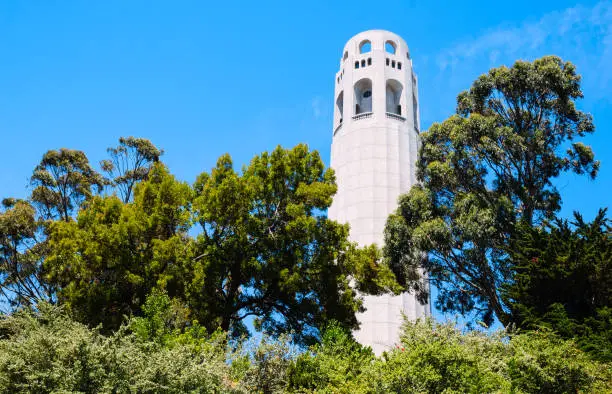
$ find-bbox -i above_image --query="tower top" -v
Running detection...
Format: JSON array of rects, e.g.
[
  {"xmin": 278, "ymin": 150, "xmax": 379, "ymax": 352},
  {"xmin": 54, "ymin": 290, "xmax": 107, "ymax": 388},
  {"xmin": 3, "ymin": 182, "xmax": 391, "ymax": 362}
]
[
  {"xmin": 340, "ymin": 30, "xmax": 410, "ymax": 64},
  {"xmin": 332, "ymin": 29, "xmax": 417, "ymax": 136}
]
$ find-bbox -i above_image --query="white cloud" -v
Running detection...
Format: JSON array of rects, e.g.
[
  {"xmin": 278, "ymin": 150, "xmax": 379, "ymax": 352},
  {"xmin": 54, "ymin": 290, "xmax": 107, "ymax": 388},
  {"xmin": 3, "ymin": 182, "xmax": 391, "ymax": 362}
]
[{"xmin": 434, "ymin": 1, "xmax": 612, "ymax": 95}]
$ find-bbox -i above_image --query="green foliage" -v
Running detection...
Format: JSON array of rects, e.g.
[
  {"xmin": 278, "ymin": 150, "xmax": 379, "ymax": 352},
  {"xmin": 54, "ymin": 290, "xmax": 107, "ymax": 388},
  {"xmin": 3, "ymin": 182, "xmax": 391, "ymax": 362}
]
[
  {"xmin": 364, "ymin": 320, "xmax": 509, "ymax": 393},
  {"xmin": 287, "ymin": 319, "xmax": 611, "ymax": 393},
  {"xmin": 0, "ymin": 198, "xmax": 52, "ymax": 308},
  {"xmin": 231, "ymin": 334, "xmax": 297, "ymax": 394},
  {"xmin": 34, "ymin": 143, "xmax": 396, "ymax": 340},
  {"xmin": 503, "ymin": 209, "xmax": 612, "ymax": 361},
  {"xmin": 287, "ymin": 321, "xmax": 374, "ymax": 392},
  {"xmin": 30, "ymin": 148, "xmax": 107, "ymax": 222},
  {"xmin": 44, "ymin": 163, "xmax": 193, "ymax": 331},
  {"xmin": 346, "ymin": 245, "xmax": 403, "ymax": 296},
  {"xmin": 384, "ymin": 56, "xmax": 599, "ymax": 326},
  {"xmin": 101, "ymin": 136, "xmax": 164, "ymax": 203},
  {"xmin": 0, "ymin": 304, "xmax": 238, "ymax": 393},
  {"xmin": 0, "ymin": 304, "xmax": 609, "ymax": 393},
  {"xmin": 129, "ymin": 289, "xmax": 198, "ymax": 346},
  {"xmin": 188, "ymin": 144, "xmax": 397, "ymax": 345},
  {"xmin": 505, "ymin": 329, "xmax": 607, "ymax": 393}
]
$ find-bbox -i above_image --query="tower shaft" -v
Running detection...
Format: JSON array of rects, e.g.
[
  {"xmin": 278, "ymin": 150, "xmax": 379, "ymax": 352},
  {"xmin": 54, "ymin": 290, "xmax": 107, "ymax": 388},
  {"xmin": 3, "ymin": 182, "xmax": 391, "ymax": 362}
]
[{"xmin": 328, "ymin": 30, "xmax": 429, "ymax": 355}]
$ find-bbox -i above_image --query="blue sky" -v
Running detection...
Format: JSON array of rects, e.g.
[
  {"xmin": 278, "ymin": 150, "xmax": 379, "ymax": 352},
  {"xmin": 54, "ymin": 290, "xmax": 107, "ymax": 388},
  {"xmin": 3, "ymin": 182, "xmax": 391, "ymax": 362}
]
[{"xmin": 1, "ymin": 1, "xmax": 611, "ymax": 320}]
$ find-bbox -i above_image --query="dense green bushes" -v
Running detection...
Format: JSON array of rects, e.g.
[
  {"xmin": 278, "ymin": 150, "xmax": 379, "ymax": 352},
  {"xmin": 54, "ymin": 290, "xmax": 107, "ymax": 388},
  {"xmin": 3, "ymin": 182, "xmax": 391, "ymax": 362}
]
[
  {"xmin": 1, "ymin": 298, "xmax": 609, "ymax": 393},
  {"xmin": 0, "ymin": 304, "xmax": 235, "ymax": 393},
  {"xmin": 287, "ymin": 319, "xmax": 611, "ymax": 393}
]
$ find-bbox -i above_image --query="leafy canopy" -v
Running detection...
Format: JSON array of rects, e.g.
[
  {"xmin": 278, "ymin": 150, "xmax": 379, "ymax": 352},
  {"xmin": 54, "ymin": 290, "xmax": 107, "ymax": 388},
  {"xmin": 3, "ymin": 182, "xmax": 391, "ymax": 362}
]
[
  {"xmin": 503, "ymin": 209, "xmax": 612, "ymax": 361},
  {"xmin": 0, "ymin": 199, "xmax": 53, "ymax": 308},
  {"xmin": 35, "ymin": 143, "xmax": 397, "ymax": 342},
  {"xmin": 44, "ymin": 163, "xmax": 193, "ymax": 331},
  {"xmin": 189, "ymin": 144, "xmax": 399, "ymax": 345},
  {"xmin": 30, "ymin": 148, "xmax": 107, "ymax": 222},
  {"xmin": 101, "ymin": 136, "xmax": 164, "ymax": 203},
  {"xmin": 384, "ymin": 56, "xmax": 598, "ymax": 326}
]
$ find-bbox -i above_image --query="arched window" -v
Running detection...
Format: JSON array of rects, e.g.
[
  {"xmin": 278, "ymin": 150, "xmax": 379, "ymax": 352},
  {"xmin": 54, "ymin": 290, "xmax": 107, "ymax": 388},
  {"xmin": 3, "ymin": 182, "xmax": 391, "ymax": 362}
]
[
  {"xmin": 386, "ymin": 79, "xmax": 404, "ymax": 115},
  {"xmin": 359, "ymin": 40, "xmax": 371, "ymax": 54},
  {"xmin": 367, "ymin": 58, "xmax": 372, "ymax": 66},
  {"xmin": 361, "ymin": 59, "xmax": 366, "ymax": 67},
  {"xmin": 397, "ymin": 62, "xmax": 402, "ymax": 70},
  {"xmin": 385, "ymin": 40, "xmax": 397, "ymax": 54},
  {"xmin": 343, "ymin": 51, "xmax": 348, "ymax": 61},
  {"xmin": 391, "ymin": 60, "xmax": 396, "ymax": 68},
  {"xmin": 355, "ymin": 61, "xmax": 359, "ymax": 69},
  {"xmin": 386, "ymin": 58, "xmax": 390, "ymax": 66},
  {"xmin": 354, "ymin": 78, "xmax": 373, "ymax": 115}
]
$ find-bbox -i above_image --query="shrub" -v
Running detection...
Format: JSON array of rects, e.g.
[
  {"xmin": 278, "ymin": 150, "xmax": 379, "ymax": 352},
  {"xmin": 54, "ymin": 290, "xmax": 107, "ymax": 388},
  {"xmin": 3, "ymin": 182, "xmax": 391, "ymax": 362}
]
[{"xmin": 0, "ymin": 304, "xmax": 238, "ymax": 393}]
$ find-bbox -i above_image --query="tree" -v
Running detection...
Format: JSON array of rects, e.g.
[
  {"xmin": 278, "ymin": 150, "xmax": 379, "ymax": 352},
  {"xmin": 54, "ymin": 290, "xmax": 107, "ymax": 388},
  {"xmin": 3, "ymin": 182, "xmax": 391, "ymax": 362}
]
[
  {"xmin": 44, "ymin": 163, "xmax": 192, "ymax": 330},
  {"xmin": 0, "ymin": 198, "xmax": 53, "ymax": 308},
  {"xmin": 101, "ymin": 137, "xmax": 163, "ymax": 203},
  {"xmin": 503, "ymin": 209, "xmax": 612, "ymax": 361},
  {"xmin": 43, "ymin": 144, "xmax": 397, "ymax": 340},
  {"xmin": 384, "ymin": 56, "xmax": 599, "ymax": 326},
  {"xmin": 1, "ymin": 148, "xmax": 106, "ymax": 310},
  {"xmin": 189, "ymin": 144, "xmax": 398, "ymax": 345},
  {"xmin": 30, "ymin": 148, "xmax": 107, "ymax": 222}
]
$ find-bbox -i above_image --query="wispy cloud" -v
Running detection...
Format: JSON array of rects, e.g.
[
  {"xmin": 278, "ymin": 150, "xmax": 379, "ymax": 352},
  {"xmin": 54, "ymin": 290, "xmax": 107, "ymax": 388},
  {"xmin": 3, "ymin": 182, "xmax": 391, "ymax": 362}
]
[{"xmin": 434, "ymin": 1, "xmax": 612, "ymax": 96}]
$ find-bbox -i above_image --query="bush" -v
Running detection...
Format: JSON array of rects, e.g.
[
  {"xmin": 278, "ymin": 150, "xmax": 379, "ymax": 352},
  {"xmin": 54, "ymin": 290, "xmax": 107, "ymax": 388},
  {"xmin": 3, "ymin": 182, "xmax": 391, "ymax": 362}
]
[
  {"xmin": 288, "ymin": 319, "xmax": 611, "ymax": 393},
  {"xmin": 0, "ymin": 304, "xmax": 238, "ymax": 393},
  {"xmin": 231, "ymin": 334, "xmax": 296, "ymax": 394},
  {"xmin": 0, "ymin": 306, "xmax": 609, "ymax": 393},
  {"xmin": 287, "ymin": 321, "xmax": 374, "ymax": 392}
]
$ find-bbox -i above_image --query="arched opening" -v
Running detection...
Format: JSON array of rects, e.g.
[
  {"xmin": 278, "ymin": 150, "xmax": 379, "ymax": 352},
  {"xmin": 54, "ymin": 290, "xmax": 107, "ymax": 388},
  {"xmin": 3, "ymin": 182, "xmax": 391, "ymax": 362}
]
[
  {"xmin": 385, "ymin": 40, "xmax": 397, "ymax": 54},
  {"xmin": 354, "ymin": 78, "xmax": 372, "ymax": 115},
  {"xmin": 359, "ymin": 40, "xmax": 371, "ymax": 54},
  {"xmin": 367, "ymin": 58, "xmax": 372, "ymax": 66},
  {"xmin": 361, "ymin": 59, "xmax": 366, "ymax": 67},
  {"xmin": 343, "ymin": 51, "xmax": 348, "ymax": 61},
  {"xmin": 355, "ymin": 61, "xmax": 359, "ymax": 69},
  {"xmin": 336, "ymin": 91, "xmax": 344, "ymax": 123},
  {"xmin": 386, "ymin": 79, "xmax": 403, "ymax": 115}
]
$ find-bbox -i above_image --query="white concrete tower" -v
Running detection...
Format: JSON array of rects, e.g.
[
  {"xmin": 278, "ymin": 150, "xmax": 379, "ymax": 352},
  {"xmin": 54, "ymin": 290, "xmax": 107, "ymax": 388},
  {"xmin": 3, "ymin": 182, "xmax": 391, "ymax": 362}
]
[{"xmin": 328, "ymin": 30, "xmax": 430, "ymax": 355}]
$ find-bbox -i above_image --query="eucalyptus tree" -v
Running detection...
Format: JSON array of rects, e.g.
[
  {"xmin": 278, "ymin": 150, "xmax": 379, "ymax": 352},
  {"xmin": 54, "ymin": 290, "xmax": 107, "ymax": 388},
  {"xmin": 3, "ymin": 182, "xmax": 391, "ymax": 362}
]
[
  {"xmin": 101, "ymin": 137, "xmax": 163, "ymax": 203},
  {"xmin": 30, "ymin": 148, "xmax": 106, "ymax": 222}
]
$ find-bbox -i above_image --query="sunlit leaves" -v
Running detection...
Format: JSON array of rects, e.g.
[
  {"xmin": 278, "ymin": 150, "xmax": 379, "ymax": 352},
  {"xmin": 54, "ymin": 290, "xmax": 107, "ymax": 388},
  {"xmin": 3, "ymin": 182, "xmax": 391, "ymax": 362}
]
[{"xmin": 385, "ymin": 56, "xmax": 598, "ymax": 326}]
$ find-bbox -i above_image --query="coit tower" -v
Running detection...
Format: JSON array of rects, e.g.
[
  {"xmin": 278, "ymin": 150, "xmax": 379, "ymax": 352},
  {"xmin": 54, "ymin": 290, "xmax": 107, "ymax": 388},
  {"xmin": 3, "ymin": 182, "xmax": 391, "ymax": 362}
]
[{"xmin": 328, "ymin": 30, "xmax": 430, "ymax": 355}]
